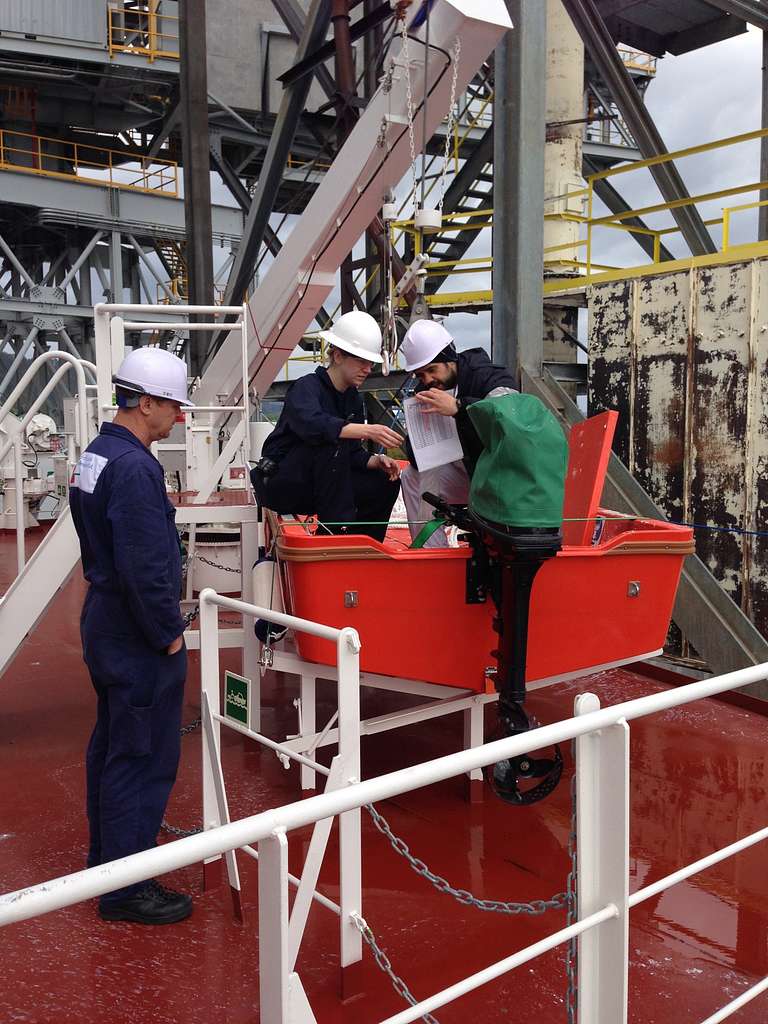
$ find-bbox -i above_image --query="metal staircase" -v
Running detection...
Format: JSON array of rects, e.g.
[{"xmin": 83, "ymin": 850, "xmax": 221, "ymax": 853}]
[{"xmin": 0, "ymin": 507, "xmax": 81, "ymax": 678}]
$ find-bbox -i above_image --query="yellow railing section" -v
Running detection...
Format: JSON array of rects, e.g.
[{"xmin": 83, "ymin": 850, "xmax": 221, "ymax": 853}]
[
  {"xmin": 388, "ymin": 208, "xmax": 494, "ymax": 310},
  {"xmin": 618, "ymin": 47, "xmax": 657, "ymax": 76},
  {"xmin": 108, "ymin": 3, "xmax": 179, "ymax": 61},
  {"xmin": 544, "ymin": 125, "xmax": 768, "ymax": 294},
  {"xmin": 0, "ymin": 129, "xmax": 178, "ymax": 195}
]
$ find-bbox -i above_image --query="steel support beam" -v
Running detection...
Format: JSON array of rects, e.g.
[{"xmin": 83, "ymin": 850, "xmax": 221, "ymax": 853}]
[
  {"xmin": 333, "ymin": 0, "xmax": 358, "ymax": 314},
  {"xmin": 179, "ymin": 0, "xmax": 214, "ymax": 374},
  {"xmin": 583, "ymin": 156, "xmax": 675, "ymax": 262},
  {"xmin": 524, "ymin": 366, "xmax": 768, "ymax": 696},
  {"xmin": 562, "ymin": 0, "xmax": 717, "ymax": 256},
  {"xmin": 492, "ymin": 0, "xmax": 547, "ymax": 379},
  {"xmin": 273, "ymin": 0, "xmax": 337, "ymax": 99},
  {"xmin": 219, "ymin": 0, "xmax": 331, "ymax": 318},
  {"xmin": 702, "ymin": 0, "xmax": 768, "ymax": 31}
]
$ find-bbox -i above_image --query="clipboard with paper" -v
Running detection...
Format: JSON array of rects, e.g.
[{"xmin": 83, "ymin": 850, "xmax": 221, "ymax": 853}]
[{"xmin": 403, "ymin": 396, "xmax": 464, "ymax": 471}]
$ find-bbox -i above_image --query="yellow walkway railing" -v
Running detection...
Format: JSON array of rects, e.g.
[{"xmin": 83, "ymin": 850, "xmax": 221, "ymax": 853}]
[
  {"xmin": 0, "ymin": 129, "xmax": 178, "ymax": 196},
  {"xmin": 107, "ymin": 3, "xmax": 179, "ymax": 61}
]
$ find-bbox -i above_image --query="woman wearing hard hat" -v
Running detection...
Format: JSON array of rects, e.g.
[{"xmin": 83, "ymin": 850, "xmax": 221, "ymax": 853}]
[{"xmin": 251, "ymin": 310, "xmax": 402, "ymax": 541}]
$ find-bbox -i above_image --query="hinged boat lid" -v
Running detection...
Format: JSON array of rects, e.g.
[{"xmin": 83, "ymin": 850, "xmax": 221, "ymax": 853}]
[{"xmin": 562, "ymin": 411, "xmax": 618, "ymax": 545}]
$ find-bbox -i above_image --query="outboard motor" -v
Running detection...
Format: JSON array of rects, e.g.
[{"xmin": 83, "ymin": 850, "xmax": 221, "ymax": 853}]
[{"xmin": 423, "ymin": 391, "xmax": 569, "ymax": 805}]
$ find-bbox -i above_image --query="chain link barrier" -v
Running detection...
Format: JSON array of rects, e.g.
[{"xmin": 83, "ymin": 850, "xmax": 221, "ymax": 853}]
[
  {"xmin": 353, "ymin": 914, "xmax": 440, "ymax": 1024},
  {"xmin": 160, "ymin": 717, "xmax": 203, "ymax": 837},
  {"xmin": 365, "ymin": 803, "xmax": 568, "ymax": 916},
  {"xmin": 193, "ymin": 553, "xmax": 242, "ymax": 574}
]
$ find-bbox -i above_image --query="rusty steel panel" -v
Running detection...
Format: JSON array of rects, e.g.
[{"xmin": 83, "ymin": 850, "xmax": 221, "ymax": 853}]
[
  {"xmin": 632, "ymin": 274, "xmax": 690, "ymax": 523},
  {"xmin": 691, "ymin": 264, "xmax": 751, "ymax": 607},
  {"xmin": 587, "ymin": 257, "xmax": 768, "ymax": 645},
  {"xmin": 588, "ymin": 279, "xmax": 632, "ymax": 466}
]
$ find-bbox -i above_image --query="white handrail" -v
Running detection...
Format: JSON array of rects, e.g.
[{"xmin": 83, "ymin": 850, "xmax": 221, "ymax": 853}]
[
  {"xmin": 0, "ymin": 350, "xmax": 92, "ymax": 458},
  {"xmin": 2, "ymin": 656, "xmax": 767, "ymax": 928}
]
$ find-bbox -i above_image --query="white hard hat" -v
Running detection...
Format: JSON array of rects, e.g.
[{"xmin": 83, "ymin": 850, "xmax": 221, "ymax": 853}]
[
  {"xmin": 400, "ymin": 320, "xmax": 455, "ymax": 371},
  {"xmin": 113, "ymin": 347, "xmax": 193, "ymax": 406},
  {"xmin": 318, "ymin": 310, "xmax": 384, "ymax": 363}
]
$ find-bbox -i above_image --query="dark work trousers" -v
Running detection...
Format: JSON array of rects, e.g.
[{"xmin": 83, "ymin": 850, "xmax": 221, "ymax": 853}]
[
  {"xmin": 81, "ymin": 597, "xmax": 187, "ymax": 904},
  {"xmin": 254, "ymin": 441, "xmax": 400, "ymax": 542}
]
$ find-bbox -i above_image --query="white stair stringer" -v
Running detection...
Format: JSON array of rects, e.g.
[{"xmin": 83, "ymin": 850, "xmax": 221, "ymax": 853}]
[{"xmin": 0, "ymin": 506, "xmax": 81, "ymax": 679}]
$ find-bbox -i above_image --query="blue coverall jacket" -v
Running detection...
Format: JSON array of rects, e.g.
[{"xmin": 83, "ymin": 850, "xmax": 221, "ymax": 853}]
[
  {"xmin": 252, "ymin": 366, "xmax": 399, "ymax": 541},
  {"xmin": 70, "ymin": 422, "xmax": 187, "ymax": 902}
]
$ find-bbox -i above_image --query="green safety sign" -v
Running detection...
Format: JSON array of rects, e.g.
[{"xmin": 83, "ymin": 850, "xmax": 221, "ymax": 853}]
[{"xmin": 224, "ymin": 670, "xmax": 250, "ymax": 727}]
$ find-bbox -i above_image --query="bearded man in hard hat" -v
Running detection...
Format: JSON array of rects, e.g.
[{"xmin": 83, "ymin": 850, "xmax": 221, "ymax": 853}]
[
  {"xmin": 69, "ymin": 347, "xmax": 193, "ymax": 925},
  {"xmin": 400, "ymin": 320, "xmax": 517, "ymax": 548},
  {"xmin": 251, "ymin": 310, "xmax": 402, "ymax": 541}
]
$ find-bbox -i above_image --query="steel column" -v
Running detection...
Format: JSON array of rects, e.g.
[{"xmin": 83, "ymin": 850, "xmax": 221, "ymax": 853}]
[
  {"xmin": 492, "ymin": 0, "xmax": 547, "ymax": 379},
  {"xmin": 179, "ymin": 0, "xmax": 214, "ymax": 375},
  {"xmin": 562, "ymin": 0, "xmax": 716, "ymax": 256},
  {"xmin": 110, "ymin": 231, "xmax": 124, "ymax": 303}
]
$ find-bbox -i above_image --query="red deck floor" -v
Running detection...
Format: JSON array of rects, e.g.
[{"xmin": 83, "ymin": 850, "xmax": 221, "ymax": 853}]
[{"xmin": 1, "ymin": 527, "xmax": 767, "ymax": 1023}]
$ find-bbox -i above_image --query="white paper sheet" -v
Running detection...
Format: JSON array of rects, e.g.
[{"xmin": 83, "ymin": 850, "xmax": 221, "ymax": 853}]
[{"xmin": 403, "ymin": 395, "xmax": 464, "ymax": 471}]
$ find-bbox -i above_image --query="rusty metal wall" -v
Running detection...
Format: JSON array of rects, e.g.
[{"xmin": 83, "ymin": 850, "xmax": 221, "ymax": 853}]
[{"xmin": 588, "ymin": 259, "xmax": 768, "ymax": 640}]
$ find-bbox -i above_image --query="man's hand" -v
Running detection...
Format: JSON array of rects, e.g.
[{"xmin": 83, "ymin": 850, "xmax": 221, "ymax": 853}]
[
  {"xmin": 368, "ymin": 454, "xmax": 401, "ymax": 480},
  {"xmin": 415, "ymin": 389, "xmax": 459, "ymax": 416},
  {"xmin": 167, "ymin": 635, "xmax": 184, "ymax": 655}
]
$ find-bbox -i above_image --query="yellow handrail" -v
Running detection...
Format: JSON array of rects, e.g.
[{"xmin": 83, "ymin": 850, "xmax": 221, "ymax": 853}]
[
  {"xmin": 0, "ymin": 128, "xmax": 178, "ymax": 196},
  {"xmin": 108, "ymin": 3, "xmax": 179, "ymax": 61}
]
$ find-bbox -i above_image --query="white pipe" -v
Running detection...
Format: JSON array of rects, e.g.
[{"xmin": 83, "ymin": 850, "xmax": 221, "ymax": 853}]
[
  {"xmin": 240, "ymin": 844, "xmax": 341, "ymax": 915},
  {"xmin": 211, "ymin": 712, "xmax": 331, "ymax": 776},
  {"xmin": 0, "ymin": 351, "xmax": 89, "ymax": 460},
  {"xmin": 629, "ymin": 824, "xmax": 768, "ymax": 908},
  {"xmin": 13, "ymin": 434, "xmax": 25, "ymax": 575},
  {"xmin": 3, "ymin": 644, "xmax": 768, "ymax": 926},
  {"xmin": 200, "ymin": 589, "xmax": 345, "ymax": 643},
  {"xmin": 96, "ymin": 302, "xmax": 243, "ymax": 315},
  {"xmin": 699, "ymin": 976, "xmax": 768, "ymax": 1024},
  {"xmin": 379, "ymin": 904, "xmax": 618, "ymax": 1024},
  {"xmin": 0, "ymin": 364, "xmax": 73, "ymax": 466},
  {"xmin": 122, "ymin": 322, "xmax": 227, "ymax": 331}
]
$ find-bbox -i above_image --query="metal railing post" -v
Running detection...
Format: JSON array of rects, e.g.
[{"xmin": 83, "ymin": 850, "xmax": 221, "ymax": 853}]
[
  {"xmin": 337, "ymin": 626, "xmax": 362, "ymax": 973},
  {"xmin": 93, "ymin": 306, "xmax": 114, "ymax": 426},
  {"xmin": 13, "ymin": 434, "xmax": 25, "ymax": 574},
  {"xmin": 575, "ymin": 692, "xmax": 629, "ymax": 1023},
  {"xmin": 199, "ymin": 590, "xmax": 223, "ymax": 877},
  {"xmin": 258, "ymin": 828, "xmax": 291, "ymax": 1023}
]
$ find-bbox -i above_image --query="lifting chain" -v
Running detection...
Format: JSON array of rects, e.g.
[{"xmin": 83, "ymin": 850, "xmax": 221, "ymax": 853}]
[
  {"xmin": 352, "ymin": 914, "xmax": 440, "ymax": 1024},
  {"xmin": 400, "ymin": 16, "xmax": 419, "ymax": 218},
  {"xmin": 182, "ymin": 604, "xmax": 200, "ymax": 628},
  {"xmin": 438, "ymin": 38, "xmax": 461, "ymax": 211},
  {"xmin": 365, "ymin": 803, "xmax": 568, "ymax": 916}
]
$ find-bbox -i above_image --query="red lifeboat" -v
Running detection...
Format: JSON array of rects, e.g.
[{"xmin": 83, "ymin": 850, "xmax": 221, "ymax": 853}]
[{"xmin": 269, "ymin": 412, "xmax": 694, "ymax": 692}]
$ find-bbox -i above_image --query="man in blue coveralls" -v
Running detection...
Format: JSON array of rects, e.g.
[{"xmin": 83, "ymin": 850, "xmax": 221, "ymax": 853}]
[{"xmin": 70, "ymin": 346, "xmax": 193, "ymax": 925}]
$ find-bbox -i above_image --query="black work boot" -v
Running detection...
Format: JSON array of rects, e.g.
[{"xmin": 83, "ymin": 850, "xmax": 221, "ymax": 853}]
[{"xmin": 99, "ymin": 880, "xmax": 193, "ymax": 925}]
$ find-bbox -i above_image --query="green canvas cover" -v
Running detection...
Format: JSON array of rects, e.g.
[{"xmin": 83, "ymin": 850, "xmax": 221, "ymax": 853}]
[{"xmin": 468, "ymin": 392, "xmax": 567, "ymax": 528}]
